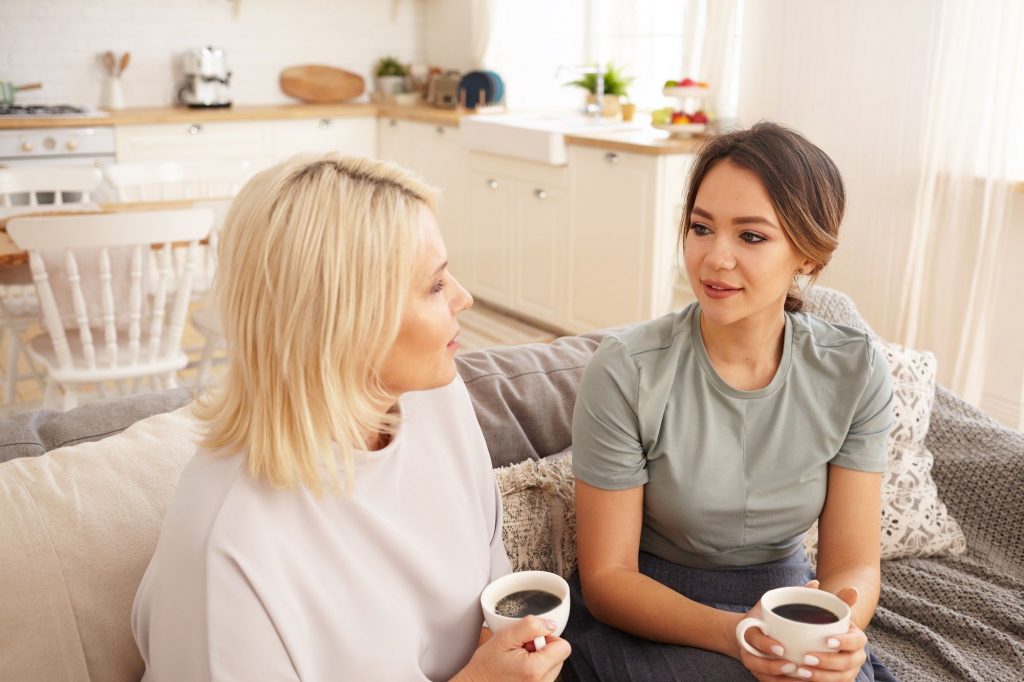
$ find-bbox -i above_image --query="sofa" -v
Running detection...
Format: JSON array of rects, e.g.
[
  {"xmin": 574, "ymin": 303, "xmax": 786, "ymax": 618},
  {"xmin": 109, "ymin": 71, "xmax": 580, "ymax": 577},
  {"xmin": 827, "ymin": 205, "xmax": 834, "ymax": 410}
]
[{"xmin": 1, "ymin": 287, "xmax": 1021, "ymax": 682}]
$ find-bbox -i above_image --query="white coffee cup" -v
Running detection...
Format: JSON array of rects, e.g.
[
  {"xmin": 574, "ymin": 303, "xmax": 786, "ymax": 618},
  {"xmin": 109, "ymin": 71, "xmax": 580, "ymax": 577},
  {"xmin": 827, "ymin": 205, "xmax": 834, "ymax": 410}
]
[
  {"xmin": 736, "ymin": 586, "xmax": 850, "ymax": 666},
  {"xmin": 480, "ymin": 571, "xmax": 570, "ymax": 652}
]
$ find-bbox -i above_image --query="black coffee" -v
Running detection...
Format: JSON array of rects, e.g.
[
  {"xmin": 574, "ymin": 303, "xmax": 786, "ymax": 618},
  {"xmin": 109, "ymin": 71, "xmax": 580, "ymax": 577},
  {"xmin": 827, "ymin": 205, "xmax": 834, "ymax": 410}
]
[
  {"xmin": 771, "ymin": 603, "xmax": 840, "ymax": 624},
  {"xmin": 494, "ymin": 589, "xmax": 563, "ymax": 618}
]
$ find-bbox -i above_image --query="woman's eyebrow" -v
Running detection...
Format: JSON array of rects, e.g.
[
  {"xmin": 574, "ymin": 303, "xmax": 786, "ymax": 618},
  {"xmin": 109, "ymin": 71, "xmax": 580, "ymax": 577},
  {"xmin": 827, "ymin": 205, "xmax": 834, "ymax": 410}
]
[{"xmin": 691, "ymin": 206, "xmax": 779, "ymax": 230}]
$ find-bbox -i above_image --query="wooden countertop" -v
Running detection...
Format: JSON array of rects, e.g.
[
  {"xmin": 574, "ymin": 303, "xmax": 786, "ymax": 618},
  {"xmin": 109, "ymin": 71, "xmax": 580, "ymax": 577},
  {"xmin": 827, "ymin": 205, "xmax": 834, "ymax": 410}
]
[
  {"xmin": 1, "ymin": 104, "xmax": 710, "ymax": 154},
  {"xmin": 0, "ymin": 103, "xmax": 464, "ymax": 130},
  {"xmin": 564, "ymin": 128, "xmax": 711, "ymax": 156}
]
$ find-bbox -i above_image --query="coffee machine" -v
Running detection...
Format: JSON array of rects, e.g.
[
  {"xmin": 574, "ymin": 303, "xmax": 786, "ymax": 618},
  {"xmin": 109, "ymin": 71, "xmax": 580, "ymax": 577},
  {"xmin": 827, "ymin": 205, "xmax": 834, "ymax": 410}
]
[{"xmin": 177, "ymin": 46, "xmax": 232, "ymax": 108}]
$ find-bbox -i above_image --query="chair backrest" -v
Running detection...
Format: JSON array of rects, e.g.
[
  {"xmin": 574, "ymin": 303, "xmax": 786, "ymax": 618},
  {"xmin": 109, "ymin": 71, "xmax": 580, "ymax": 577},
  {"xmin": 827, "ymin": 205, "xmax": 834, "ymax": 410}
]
[
  {"xmin": 0, "ymin": 166, "xmax": 103, "ymax": 207},
  {"xmin": 102, "ymin": 159, "xmax": 255, "ymax": 202},
  {"xmin": 6, "ymin": 209, "xmax": 214, "ymax": 374}
]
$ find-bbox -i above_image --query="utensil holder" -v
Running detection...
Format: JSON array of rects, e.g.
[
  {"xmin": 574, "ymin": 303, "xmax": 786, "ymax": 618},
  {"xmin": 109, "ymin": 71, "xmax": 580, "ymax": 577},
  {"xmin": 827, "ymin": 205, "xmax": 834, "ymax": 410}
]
[{"xmin": 102, "ymin": 76, "xmax": 125, "ymax": 110}]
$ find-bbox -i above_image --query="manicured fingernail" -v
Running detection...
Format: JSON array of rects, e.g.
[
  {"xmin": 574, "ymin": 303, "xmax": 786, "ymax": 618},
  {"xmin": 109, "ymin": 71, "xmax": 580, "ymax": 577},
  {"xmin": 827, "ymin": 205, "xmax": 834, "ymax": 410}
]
[
  {"xmin": 781, "ymin": 663, "xmax": 797, "ymax": 674},
  {"xmin": 771, "ymin": 645, "xmax": 785, "ymax": 657},
  {"xmin": 804, "ymin": 654, "xmax": 820, "ymax": 666},
  {"xmin": 543, "ymin": 618, "xmax": 557, "ymax": 630},
  {"xmin": 797, "ymin": 668, "xmax": 813, "ymax": 679},
  {"xmin": 827, "ymin": 637, "xmax": 841, "ymax": 648}
]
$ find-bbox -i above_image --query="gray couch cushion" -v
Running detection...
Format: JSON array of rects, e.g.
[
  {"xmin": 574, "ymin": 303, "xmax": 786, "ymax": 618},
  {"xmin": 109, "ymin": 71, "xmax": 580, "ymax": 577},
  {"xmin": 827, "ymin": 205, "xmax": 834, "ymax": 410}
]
[{"xmin": 0, "ymin": 388, "xmax": 193, "ymax": 463}]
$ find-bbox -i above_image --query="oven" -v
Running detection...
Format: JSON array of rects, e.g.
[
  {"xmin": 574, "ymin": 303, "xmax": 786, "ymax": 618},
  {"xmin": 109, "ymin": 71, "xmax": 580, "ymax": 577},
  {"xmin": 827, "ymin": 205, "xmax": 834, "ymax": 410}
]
[{"xmin": 0, "ymin": 124, "xmax": 116, "ymax": 204}]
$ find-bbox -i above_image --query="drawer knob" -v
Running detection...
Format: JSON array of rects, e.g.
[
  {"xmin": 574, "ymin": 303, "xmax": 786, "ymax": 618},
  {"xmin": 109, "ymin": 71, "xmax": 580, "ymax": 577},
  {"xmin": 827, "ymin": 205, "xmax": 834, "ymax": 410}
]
[
  {"xmin": 389, "ymin": 119, "xmax": 398, "ymax": 127},
  {"xmin": 487, "ymin": 179, "xmax": 499, "ymax": 189},
  {"xmin": 604, "ymin": 152, "xmax": 620, "ymax": 164},
  {"xmin": 187, "ymin": 124, "xmax": 203, "ymax": 135},
  {"xmin": 435, "ymin": 126, "xmax": 445, "ymax": 135},
  {"xmin": 20, "ymin": 141, "xmax": 33, "ymax": 152},
  {"xmin": 534, "ymin": 189, "xmax": 547, "ymax": 200},
  {"xmin": 318, "ymin": 118, "xmax": 332, "ymax": 128}
]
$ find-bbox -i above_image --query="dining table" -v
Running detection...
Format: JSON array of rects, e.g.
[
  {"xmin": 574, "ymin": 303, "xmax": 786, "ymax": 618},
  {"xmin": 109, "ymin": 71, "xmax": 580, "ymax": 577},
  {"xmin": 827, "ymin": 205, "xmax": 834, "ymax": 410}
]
[{"xmin": 0, "ymin": 198, "xmax": 229, "ymax": 268}]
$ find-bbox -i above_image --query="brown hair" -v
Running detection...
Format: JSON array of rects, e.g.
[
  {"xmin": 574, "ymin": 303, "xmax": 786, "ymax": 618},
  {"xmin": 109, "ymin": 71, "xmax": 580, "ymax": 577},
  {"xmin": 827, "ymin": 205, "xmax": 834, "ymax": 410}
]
[{"xmin": 681, "ymin": 121, "xmax": 845, "ymax": 312}]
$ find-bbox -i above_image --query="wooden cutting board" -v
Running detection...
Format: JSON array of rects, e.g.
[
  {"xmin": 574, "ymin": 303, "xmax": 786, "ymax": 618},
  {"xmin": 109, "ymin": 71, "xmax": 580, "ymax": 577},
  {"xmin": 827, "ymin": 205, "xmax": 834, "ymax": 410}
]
[{"xmin": 279, "ymin": 65, "xmax": 365, "ymax": 103}]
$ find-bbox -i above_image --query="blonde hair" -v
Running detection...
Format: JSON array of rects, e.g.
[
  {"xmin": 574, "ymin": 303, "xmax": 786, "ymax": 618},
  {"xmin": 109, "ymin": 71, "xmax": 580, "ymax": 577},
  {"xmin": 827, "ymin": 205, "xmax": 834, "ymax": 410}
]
[{"xmin": 194, "ymin": 153, "xmax": 438, "ymax": 494}]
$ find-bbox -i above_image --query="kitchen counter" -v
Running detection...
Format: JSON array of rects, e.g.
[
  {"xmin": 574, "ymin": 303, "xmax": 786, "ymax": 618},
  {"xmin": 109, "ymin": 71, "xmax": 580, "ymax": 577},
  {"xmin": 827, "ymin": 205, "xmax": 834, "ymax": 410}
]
[
  {"xmin": 0, "ymin": 103, "xmax": 463, "ymax": 130},
  {"xmin": 564, "ymin": 128, "xmax": 710, "ymax": 156},
  {"xmin": 0, "ymin": 104, "xmax": 708, "ymax": 155}
]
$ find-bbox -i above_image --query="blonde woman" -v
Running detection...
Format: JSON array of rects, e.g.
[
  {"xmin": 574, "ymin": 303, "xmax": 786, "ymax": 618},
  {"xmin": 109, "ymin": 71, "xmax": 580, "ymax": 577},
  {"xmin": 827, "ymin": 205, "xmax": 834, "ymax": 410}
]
[{"xmin": 132, "ymin": 155, "xmax": 570, "ymax": 681}]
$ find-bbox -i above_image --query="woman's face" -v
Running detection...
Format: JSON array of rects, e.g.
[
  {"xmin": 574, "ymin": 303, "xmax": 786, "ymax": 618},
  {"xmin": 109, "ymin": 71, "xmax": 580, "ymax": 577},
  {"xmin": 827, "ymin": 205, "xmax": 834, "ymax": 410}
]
[
  {"xmin": 683, "ymin": 160, "xmax": 813, "ymax": 327},
  {"xmin": 379, "ymin": 206, "xmax": 473, "ymax": 397}
]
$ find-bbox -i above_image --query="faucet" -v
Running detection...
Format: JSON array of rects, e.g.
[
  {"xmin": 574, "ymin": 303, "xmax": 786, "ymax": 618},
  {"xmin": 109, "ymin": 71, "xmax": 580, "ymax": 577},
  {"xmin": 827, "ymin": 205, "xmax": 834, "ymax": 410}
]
[{"xmin": 556, "ymin": 64, "xmax": 606, "ymax": 117}]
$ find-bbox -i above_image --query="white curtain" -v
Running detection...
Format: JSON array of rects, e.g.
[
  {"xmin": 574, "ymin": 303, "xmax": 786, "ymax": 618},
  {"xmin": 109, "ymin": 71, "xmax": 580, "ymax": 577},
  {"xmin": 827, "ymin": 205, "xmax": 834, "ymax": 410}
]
[
  {"xmin": 897, "ymin": 0, "xmax": 1024, "ymax": 405},
  {"xmin": 468, "ymin": 0, "xmax": 495, "ymax": 69}
]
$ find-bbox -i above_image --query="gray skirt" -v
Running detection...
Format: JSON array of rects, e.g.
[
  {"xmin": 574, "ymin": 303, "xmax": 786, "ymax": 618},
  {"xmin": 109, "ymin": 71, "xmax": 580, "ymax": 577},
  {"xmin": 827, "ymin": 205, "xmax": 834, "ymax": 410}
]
[{"xmin": 562, "ymin": 550, "xmax": 895, "ymax": 682}]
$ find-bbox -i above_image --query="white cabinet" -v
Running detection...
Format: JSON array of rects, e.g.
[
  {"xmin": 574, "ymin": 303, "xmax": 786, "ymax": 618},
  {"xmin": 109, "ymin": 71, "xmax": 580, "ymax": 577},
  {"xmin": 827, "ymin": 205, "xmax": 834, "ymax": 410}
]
[
  {"xmin": 377, "ymin": 117, "xmax": 469, "ymax": 287},
  {"xmin": 115, "ymin": 121, "xmax": 276, "ymax": 169},
  {"xmin": 466, "ymin": 153, "xmax": 569, "ymax": 328},
  {"xmin": 271, "ymin": 116, "xmax": 376, "ymax": 160},
  {"xmin": 566, "ymin": 146, "xmax": 694, "ymax": 333}
]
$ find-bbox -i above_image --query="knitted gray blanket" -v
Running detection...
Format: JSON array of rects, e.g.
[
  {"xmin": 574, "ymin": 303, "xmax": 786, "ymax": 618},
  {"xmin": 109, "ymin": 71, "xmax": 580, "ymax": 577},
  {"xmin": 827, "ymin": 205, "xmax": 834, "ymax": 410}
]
[{"xmin": 805, "ymin": 288, "xmax": 1024, "ymax": 682}]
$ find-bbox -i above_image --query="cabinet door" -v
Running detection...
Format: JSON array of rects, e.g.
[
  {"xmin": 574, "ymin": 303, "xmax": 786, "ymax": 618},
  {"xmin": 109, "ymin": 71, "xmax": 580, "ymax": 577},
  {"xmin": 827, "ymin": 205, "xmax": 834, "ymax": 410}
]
[
  {"xmin": 567, "ymin": 148, "xmax": 656, "ymax": 332},
  {"xmin": 115, "ymin": 122, "xmax": 275, "ymax": 168},
  {"xmin": 416, "ymin": 124, "xmax": 469, "ymax": 287},
  {"xmin": 513, "ymin": 182, "xmax": 567, "ymax": 327},
  {"xmin": 467, "ymin": 171, "xmax": 514, "ymax": 307},
  {"xmin": 272, "ymin": 117, "xmax": 376, "ymax": 160},
  {"xmin": 376, "ymin": 117, "xmax": 417, "ymax": 168}
]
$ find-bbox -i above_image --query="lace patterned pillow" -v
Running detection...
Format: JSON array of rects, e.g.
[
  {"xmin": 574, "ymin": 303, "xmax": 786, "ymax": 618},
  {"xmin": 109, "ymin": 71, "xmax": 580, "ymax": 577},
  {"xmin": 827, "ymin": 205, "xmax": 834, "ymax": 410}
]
[{"xmin": 803, "ymin": 342, "xmax": 967, "ymax": 563}]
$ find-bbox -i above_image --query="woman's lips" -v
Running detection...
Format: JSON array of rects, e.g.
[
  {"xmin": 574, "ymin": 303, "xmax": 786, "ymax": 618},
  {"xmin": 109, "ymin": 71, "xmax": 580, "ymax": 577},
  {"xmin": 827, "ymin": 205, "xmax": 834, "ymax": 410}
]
[{"xmin": 702, "ymin": 281, "xmax": 742, "ymax": 299}]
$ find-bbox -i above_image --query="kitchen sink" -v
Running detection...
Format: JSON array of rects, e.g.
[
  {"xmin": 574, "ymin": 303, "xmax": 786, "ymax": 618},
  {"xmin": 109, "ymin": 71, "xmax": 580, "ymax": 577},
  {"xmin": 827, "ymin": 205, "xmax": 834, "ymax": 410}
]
[{"xmin": 459, "ymin": 112, "xmax": 645, "ymax": 165}]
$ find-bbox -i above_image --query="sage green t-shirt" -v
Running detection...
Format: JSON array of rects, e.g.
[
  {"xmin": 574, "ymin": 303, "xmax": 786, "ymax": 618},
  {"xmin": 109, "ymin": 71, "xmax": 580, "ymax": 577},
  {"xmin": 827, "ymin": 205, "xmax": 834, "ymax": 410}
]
[{"xmin": 571, "ymin": 303, "xmax": 893, "ymax": 569}]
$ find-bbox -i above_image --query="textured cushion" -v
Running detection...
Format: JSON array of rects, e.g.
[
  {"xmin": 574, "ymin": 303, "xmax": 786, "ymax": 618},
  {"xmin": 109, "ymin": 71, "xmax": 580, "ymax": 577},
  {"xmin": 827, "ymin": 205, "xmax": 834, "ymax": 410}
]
[
  {"xmin": 0, "ymin": 388, "xmax": 193, "ymax": 463},
  {"xmin": 458, "ymin": 333, "xmax": 606, "ymax": 467},
  {"xmin": 0, "ymin": 406, "xmax": 199, "ymax": 682},
  {"xmin": 803, "ymin": 342, "xmax": 967, "ymax": 562},
  {"xmin": 496, "ymin": 449, "xmax": 577, "ymax": 578}
]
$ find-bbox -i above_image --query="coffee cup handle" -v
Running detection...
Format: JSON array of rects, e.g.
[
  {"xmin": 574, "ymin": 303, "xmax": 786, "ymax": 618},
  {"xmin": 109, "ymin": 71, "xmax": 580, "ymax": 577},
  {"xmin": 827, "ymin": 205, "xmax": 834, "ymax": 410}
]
[
  {"xmin": 735, "ymin": 618, "xmax": 770, "ymax": 658},
  {"xmin": 533, "ymin": 635, "xmax": 546, "ymax": 651}
]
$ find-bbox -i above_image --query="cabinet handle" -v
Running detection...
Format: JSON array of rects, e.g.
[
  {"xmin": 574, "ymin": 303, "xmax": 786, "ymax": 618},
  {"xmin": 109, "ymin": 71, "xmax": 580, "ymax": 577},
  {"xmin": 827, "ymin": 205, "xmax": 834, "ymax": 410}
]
[
  {"xmin": 534, "ymin": 188, "xmax": 547, "ymax": 200},
  {"xmin": 435, "ymin": 126, "xmax": 445, "ymax": 135},
  {"xmin": 487, "ymin": 179, "xmax": 499, "ymax": 189},
  {"xmin": 389, "ymin": 119, "xmax": 398, "ymax": 127},
  {"xmin": 604, "ymin": 152, "xmax": 619, "ymax": 164},
  {"xmin": 187, "ymin": 124, "xmax": 203, "ymax": 135},
  {"xmin": 318, "ymin": 118, "xmax": 332, "ymax": 128}
]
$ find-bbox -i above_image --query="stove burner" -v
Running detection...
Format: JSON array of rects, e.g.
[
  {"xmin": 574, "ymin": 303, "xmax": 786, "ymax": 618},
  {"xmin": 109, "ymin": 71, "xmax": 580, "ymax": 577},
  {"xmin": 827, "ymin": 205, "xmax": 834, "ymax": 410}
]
[{"xmin": 0, "ymin": 104, "xmax": 88, "ymax": 116}]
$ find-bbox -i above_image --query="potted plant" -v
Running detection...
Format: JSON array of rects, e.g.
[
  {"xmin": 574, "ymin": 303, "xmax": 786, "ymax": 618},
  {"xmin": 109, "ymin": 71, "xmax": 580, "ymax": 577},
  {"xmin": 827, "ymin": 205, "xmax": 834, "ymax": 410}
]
[
  {"xmin": 374, "ymin": 56, "xmax": 408, "ymax": 95},
  {"xmin": 565, "ymin": 62, "xmax": 634, "ymax": 117}
]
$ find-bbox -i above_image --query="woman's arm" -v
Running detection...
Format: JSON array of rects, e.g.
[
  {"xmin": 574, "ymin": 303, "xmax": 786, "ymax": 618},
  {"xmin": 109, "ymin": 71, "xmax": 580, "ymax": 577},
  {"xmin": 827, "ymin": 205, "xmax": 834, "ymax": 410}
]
[
  {"xmin": 575, "ymin": 480, "xmax": 745, "ymax": 658},
  {"xmin": 815, "ymin": 464, "xmax": 883, "ymax": 629}
]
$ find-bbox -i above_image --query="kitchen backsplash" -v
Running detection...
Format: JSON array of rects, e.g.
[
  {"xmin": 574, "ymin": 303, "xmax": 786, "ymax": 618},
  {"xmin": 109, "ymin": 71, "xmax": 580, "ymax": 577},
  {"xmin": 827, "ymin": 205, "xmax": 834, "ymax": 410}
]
[{"xmin": 1, "ymin": 0, "xmax": 427, "ymax": 108}]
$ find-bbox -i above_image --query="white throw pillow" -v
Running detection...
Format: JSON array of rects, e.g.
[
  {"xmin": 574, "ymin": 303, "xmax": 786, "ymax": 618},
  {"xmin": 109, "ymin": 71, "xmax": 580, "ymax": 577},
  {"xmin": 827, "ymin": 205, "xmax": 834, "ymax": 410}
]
[{"xmin": 803, "ymin": 341, "xmax": 967, "ymax": 563}]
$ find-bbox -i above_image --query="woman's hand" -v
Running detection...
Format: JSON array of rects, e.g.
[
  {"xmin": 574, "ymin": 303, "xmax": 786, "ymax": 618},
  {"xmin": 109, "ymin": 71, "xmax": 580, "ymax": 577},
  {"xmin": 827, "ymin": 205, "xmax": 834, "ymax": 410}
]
[
  {"xmin": 453, "ymin": 616, "xmax": 571, "ymax": 682},
  {"xmin": 736, "ymin": 583, "xmax": 870, "ymax": 681}
]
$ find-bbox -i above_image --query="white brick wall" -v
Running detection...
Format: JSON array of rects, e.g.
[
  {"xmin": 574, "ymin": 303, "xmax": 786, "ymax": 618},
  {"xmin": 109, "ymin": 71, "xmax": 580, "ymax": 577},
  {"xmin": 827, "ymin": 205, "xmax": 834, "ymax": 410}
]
[{"xmin": 2, "ymin": 0, "xmax": 427, "ymax": 108}]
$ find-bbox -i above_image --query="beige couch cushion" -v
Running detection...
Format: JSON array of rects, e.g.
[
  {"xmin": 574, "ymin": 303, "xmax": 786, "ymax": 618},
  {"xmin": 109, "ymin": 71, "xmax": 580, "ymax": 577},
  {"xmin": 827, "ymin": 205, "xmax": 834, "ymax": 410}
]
[{"xmin": 0, "ymin": 406, "xmax": 198, "ymax": 682}]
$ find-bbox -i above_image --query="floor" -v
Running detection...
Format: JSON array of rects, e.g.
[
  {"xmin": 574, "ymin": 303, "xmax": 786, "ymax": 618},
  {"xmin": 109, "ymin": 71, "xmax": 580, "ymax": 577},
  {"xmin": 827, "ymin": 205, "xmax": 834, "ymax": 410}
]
[{"xmin": 0, "ymin": 301, "xmax": 558, "ymax": 416}]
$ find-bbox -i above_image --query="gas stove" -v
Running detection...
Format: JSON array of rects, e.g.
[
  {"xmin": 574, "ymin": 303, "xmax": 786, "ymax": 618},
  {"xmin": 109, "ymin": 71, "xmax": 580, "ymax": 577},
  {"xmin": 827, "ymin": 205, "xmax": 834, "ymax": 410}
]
[{"xmin": 0, "ymin": 104, "xmax": 109, "ymax": 118}]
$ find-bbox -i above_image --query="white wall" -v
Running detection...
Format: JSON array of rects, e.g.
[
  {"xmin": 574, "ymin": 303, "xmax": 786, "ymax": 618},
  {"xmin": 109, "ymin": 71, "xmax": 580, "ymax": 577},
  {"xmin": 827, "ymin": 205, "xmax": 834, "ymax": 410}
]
[{"xmin": 1, "ymin": 0, "xmax": 426, "ymax": 108}]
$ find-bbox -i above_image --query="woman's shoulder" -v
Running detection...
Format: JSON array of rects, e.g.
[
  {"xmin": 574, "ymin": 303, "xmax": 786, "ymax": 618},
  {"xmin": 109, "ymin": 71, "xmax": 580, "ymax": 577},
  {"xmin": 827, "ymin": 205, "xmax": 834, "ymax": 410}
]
[
  {"xmin": 595, "ymin": 305, "xmax": 696, "ymax": 366},
  {"xmin": 788, "ymin": 311, "xmax": 882, "ymax": 376}
]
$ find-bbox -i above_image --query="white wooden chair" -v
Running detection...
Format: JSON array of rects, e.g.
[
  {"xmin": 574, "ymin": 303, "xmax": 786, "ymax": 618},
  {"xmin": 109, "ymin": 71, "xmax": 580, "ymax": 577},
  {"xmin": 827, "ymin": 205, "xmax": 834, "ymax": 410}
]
[
  {"xmin": 1, "ymin": 166, "xmax": 103, "ymax": 408},
  {"xmin": 6, "ymin": 209, "xmax": 214, "ymax": 409},
  {"xmin": 101, "ymin": 159, "xmax": 255, "ymax": 202}
]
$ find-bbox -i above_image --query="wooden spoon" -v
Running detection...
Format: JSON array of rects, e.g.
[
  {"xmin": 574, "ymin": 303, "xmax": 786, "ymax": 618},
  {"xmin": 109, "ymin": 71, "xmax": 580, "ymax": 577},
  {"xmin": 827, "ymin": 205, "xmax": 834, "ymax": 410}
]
[
  {"xmin": 102, "ymin": 51, "xmax": 116, "ymax": 76},
  {"xmin": 118, "ymin": 52, "xmax": 130, "ymax": 76}
]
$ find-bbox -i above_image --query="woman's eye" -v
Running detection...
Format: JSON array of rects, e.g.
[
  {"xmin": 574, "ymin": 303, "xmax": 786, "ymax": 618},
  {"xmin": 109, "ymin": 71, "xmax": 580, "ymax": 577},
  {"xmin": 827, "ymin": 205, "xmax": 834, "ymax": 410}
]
[
  {"xmin": 741, "ymin": 231, "xmax": 766, "ymax": 244},
  {"xmin": 431, "ymin": 279, "xmax": 446, "ymax": 294},
  {"xmin": 691, "ymin": 223, "xmax": 711, "ymax": 236}
]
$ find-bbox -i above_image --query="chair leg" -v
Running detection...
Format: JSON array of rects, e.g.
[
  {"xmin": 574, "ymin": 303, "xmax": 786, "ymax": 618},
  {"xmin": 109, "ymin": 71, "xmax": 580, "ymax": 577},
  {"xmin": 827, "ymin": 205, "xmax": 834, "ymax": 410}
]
[
  {"xmin": 43, "ymin": 379, "xmax": 59, "ymax": 410},
  {"xmin": 3, "ymin": 327, "xmax": 17, "ymax": 406},
  {"xmin": 166, "ymin": 371, "xmax": 178, "ymax": 389},
  {"xmin": 61, "ymin": 386, "xmax": 78, "ymax": 411}
]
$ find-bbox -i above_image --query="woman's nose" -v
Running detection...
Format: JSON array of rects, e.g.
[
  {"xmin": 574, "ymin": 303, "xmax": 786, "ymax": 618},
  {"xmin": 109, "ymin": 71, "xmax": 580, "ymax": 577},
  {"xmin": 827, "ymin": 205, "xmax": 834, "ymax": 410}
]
[
  {"xmin": 453, "ymin": 278, "xmax": 473, "ymax": 312},
  {"xmin": 706, "ymin": 237, "xmax": 736, "ymax": 270}
]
